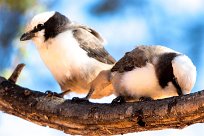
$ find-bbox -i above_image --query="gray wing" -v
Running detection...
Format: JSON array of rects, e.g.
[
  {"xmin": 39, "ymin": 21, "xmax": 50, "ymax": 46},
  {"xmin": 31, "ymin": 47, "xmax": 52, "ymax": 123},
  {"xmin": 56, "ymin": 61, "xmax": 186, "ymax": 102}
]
[
  {"xmin": 111, "ymin": 47, "xmax": 148, "ymax": 73},
  {"xmin": 72, "ymin": 25, "xmax": 116, "ymax": 64}
]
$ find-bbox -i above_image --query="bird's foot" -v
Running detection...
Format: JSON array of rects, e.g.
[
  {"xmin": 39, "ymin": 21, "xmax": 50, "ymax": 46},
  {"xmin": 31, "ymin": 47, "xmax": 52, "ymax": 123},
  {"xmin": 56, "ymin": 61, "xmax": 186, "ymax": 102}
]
[
  {"xmin": 45, "ymin": 90, "xmax": 70, "ymax": 98},
  {"xmin": 71, "ymin": 97, "xmax": 89, "ymax": 103},
  {"xmin": 45, "ymin": 90, "xmax": 62, "ymax": 98},
  {"xmin": 139, "ymin": 96, "xmax": 153, "ymax": 101},
  {"xmin": 111, "ymin": 96, "xmax": 126, "ymax": 105}
]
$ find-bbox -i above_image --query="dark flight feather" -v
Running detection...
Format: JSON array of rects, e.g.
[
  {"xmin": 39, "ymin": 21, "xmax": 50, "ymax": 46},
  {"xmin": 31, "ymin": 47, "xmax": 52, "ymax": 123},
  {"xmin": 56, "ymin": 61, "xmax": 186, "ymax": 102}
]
[{"xmin": 73, "ymin": 25, "xmax": 116, "ymax": 64}]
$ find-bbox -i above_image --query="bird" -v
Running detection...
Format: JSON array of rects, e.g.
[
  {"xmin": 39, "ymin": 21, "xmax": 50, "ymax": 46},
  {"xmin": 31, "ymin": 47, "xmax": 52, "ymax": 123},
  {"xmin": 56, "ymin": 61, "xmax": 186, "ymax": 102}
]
[
  {"xmin": 90, "ymin": 45, "xmax": 196, "ymax": 103},
  {"xmin": 20, "ymin": 11, "xmax": 116, "ymax": 99}
]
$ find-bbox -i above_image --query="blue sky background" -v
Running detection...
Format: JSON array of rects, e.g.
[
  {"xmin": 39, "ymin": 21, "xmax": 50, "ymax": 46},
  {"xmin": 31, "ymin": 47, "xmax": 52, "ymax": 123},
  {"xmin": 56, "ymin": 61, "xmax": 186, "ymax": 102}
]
[{"xmin": 0, "ymin": 0, "xmax": 204, "ymax": 135}]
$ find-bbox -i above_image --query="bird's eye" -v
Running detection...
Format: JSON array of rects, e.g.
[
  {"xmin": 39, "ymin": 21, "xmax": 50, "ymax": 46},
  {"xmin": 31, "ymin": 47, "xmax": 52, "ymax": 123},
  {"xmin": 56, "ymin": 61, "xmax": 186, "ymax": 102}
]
[{"xmin": 37, "ymin": 24, "xmax": 44, "ymax": 30}]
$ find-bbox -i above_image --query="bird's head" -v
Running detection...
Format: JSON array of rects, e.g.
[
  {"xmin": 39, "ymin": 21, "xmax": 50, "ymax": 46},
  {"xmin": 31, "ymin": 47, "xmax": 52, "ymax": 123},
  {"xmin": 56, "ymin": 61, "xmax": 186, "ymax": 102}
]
[{"xmin": 20, "ymin": 11, "xmax": 70, "ymax": 45}]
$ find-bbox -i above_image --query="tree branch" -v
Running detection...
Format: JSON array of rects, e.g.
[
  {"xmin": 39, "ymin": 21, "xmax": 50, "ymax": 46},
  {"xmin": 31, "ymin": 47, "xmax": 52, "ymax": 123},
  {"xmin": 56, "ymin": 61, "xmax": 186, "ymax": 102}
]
[{"xmin": 0, "ymin": 64, "xmax": 204, "ymax": 135}]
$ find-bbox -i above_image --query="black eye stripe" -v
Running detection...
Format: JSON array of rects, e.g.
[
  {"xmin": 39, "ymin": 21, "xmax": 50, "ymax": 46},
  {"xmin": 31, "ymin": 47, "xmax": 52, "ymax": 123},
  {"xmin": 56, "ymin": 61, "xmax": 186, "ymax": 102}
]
[
  {"xmin": 31, "ymin": 23, "xmax": 45, "ymax": 33},
  {"xmin": 37, "ymin": 24, "xmax": 44, "ymax": 30}
]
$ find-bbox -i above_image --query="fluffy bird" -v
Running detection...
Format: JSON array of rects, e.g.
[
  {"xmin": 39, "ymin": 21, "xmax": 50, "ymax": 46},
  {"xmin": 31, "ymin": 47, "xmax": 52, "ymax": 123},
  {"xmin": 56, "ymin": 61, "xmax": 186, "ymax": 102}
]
[
  {"xmin": 20, "ymin": 11, "xmax": 115, "ymax": 99},
  {"xmin": 88, "ymin": 45, "xmax": 196, "ymax": 103},
  {"xmin": 110, "ymin": 45, "xmax": 196, "ymax": 102}
]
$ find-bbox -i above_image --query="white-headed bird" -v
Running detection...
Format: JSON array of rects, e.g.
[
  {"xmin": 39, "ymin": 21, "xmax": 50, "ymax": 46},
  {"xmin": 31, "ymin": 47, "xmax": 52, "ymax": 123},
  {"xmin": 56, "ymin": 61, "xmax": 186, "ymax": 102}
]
[{"xmin": 20, "ymin": 11, "xmax": 115, "ymax": 99}]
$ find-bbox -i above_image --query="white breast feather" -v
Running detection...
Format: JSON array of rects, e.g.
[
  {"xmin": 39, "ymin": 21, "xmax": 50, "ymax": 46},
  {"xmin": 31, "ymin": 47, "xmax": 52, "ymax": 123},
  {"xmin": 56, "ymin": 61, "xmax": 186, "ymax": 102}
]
[
  {"xmin": 119, "ymin": 63, "xmax": 161, "ymax": 98},
  {"xmin": 38, "ymin": 31, "xmax": 81, "ymax": 79},
  {"xmin": 35, "ymin": 30, "xmax": 110, "ymax": 83}
]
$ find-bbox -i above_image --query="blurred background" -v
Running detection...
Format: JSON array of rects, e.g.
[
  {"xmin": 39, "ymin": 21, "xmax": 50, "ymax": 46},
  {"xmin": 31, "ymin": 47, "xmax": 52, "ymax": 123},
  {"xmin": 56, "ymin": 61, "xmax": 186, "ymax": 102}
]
[{"xmin": 0, "ymin": 0, "xmax": 204, "ymax": 135}]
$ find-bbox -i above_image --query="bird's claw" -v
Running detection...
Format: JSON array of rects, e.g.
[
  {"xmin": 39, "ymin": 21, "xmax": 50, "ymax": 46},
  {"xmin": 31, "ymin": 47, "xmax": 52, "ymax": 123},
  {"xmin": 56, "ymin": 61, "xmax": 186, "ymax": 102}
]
[
  {"xmin": 45, "ymin": 90, "xmax": 64, "ymax": 98},
  {"xmin": 139, "ymin": 97, "xmax": 153, "ymax": 101},
  {"xmin": 111, "ymin": 96, "xmax": 126, "ymax": 105},
  {"xmin": 71, "ymin": 97, "xmax": 89, "ymax": 103}
]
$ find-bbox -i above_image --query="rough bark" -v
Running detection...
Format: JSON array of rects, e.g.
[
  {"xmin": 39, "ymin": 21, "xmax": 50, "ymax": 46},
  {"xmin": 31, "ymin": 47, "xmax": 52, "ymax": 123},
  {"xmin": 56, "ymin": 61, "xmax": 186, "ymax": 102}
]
[{"xmin": 0, "ymin": 64, "xmax": 204, "ymax": 136}]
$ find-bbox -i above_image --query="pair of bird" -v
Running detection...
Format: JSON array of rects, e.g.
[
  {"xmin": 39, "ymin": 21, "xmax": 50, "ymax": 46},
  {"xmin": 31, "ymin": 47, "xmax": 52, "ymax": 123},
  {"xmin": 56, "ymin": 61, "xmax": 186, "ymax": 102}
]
[{"xmin": 20, "ymin": 11, "xmax": 196, "ymax": 103}]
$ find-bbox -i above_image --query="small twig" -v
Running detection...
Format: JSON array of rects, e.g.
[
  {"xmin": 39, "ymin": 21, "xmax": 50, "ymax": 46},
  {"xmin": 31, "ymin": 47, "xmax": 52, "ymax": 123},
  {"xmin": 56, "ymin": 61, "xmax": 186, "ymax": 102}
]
[{"xmin": 8, "ymin": 63, "xmax": 25, "ymax": 83}]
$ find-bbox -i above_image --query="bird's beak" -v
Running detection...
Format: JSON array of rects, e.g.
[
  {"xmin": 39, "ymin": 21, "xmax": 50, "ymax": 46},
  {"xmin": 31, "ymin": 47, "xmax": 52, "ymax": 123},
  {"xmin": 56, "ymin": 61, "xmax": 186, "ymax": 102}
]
[{"xmin": 20, "ymin": 31, "xmax": 35, "ymax": 41}]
